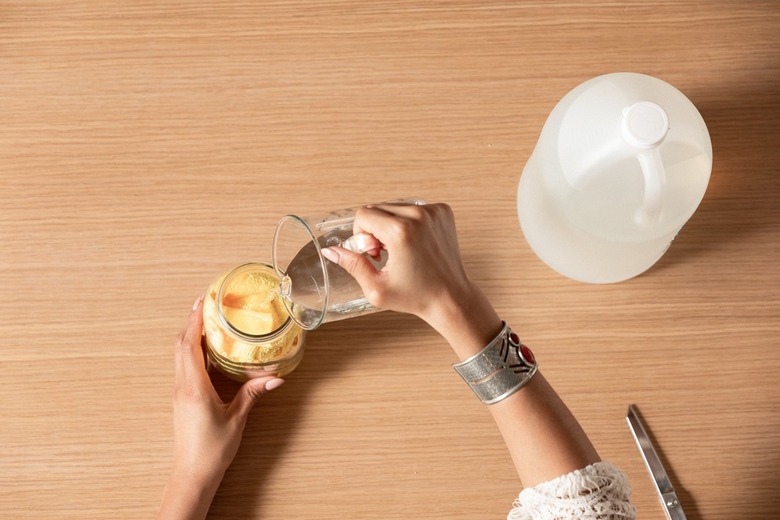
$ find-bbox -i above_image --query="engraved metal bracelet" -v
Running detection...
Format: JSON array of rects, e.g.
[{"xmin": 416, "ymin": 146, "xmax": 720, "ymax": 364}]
[{"xmin": 452, "ymin": 322, "xmax": 538, "ymax": 405}]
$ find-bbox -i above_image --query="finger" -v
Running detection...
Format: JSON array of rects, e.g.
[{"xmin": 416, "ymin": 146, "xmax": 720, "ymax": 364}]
[
  {"xmin": 321, "ymin": 246, "xmax": 382, "ymax": 300},
  {"xmin": 201, "ymin": 335, "xmax": 212, "ymax": 372},
  {"xmin": 351, "ymin": 206, "xmax": 416, "ymax": 245},
  {"xmin": 175, "ymin": 296, "xmax": 202, "ymax": 378},
  {"xmin": 366, "ymin": 202, "xmax": 427, "ymax": 219},
  {"xmin": 228, "ymin": 376, "xmax": 285, "ymax": 419},
  {"xmin": 366, "ymin": 246, "xmax": 384, "ymax": 260},
  {"xmin": 175, "ymin": 295, "xmax": 210, "ymax": 386},
  {"xmin": 341, "ymin": 232, "xmax": 383, "ymax": 255}
]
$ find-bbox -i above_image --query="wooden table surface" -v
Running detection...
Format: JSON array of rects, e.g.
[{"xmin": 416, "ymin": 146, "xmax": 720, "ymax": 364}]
[{"xmin": 2, "ymin": 2, "xmax": 779, "ymax": 519}]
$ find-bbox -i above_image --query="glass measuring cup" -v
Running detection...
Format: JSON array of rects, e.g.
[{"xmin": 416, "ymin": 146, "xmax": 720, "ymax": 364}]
[{"xmin": 272, "ymin": 198, "xmax": 425, "ymax": 330}]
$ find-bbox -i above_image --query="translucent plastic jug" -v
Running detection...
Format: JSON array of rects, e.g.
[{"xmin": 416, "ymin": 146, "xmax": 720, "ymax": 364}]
[{"xmin": 517, "ymin": 73, "xmax": 712, "ymax": 283}]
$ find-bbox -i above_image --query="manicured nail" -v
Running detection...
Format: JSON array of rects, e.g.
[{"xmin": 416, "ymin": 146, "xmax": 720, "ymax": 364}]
[
  {"xmin": 265, "ymin": 378, "xmax": 285, "ymax": 391},
  {"xmin": 321, "ymin": 248, "xmax": 339, "ymax": 263},
  {"xmin": 192, "ymin": 294, "xmax": 204, "ymax": 311}
]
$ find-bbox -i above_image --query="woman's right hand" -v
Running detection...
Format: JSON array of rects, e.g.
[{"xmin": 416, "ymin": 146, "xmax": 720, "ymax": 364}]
[
  {"xmin": 321, "ymin": 202, "xmax": 502, "ymax": 358},
  {"xmin": 320, "ymin": 203, "xmax": 465, "ymax": 318}
]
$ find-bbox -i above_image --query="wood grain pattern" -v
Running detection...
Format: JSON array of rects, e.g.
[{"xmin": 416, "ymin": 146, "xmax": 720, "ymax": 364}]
[{"xmin": 1, "ymin": 1, "xmax": 779, "ymax": 518}]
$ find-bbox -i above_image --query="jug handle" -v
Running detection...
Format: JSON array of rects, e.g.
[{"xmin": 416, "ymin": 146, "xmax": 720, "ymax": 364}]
[{"xmin": 635, "ymin": 148, "xmax": 666, "ymax": 226}]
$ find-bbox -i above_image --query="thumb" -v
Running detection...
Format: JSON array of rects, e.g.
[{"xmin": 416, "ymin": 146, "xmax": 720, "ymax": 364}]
[
  {"xmin": 229, "ymin": 376, "xmax": 285, "ymax": 419},
  {"xmin": 321, "ymin": 246, "xmax": 381, "ymax": 299}
]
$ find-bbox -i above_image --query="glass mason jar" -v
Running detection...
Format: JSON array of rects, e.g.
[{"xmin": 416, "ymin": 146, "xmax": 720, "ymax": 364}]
[{"xmin": 203, "ymin": 263, "xmax": 305, "ymax": 381}]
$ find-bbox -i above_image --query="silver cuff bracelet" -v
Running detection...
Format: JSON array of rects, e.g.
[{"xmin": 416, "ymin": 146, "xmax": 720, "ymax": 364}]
[{"xmin": 452, "ymin": 322, "xmax": 538, "ymax": 405}]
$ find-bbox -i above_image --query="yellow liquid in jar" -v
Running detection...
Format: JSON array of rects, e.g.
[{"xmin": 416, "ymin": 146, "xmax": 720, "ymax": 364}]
[{"xmin": 203, "ymin": 265, "xmax": 303, "ymax": 367}]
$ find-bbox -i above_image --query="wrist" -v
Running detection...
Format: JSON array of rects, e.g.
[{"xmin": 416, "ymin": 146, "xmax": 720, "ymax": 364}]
[
  {"xmin": 158, "ymin": 466, "xmax": 224, "ymax": 520},
  {"xmin": 452, "ymin": 321, "xmax": 539, "ymax": 404},
  {"xmin": 423, "ymin": 279, "xmax": 503, "ymax": 360},
  {"xmin": 169, "ymin": 461, "xmax": 225, "ymax": 493}
]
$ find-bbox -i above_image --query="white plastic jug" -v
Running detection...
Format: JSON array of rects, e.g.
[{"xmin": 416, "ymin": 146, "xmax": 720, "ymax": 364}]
[{"xmin": 517, "ymin": 73, "xmax": 712, "ymax": 283}]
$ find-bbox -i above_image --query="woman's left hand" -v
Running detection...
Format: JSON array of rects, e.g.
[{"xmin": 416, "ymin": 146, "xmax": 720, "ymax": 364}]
[{"xmin": 158, "ymin": 295, "xmax": 285, "ymax": 520}]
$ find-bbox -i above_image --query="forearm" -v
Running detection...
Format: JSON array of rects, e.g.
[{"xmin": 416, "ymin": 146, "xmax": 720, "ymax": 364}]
[
  {"xmin": 157, "ymin": 468, "xmax": 223, "ymax": 520},
  {"xmin": 489, "ymin": 373, "xmax": 600, "ymax": 487},
  {"xmin": 424, "ymin": 282, "xmax": 600, "ymax": 488}
]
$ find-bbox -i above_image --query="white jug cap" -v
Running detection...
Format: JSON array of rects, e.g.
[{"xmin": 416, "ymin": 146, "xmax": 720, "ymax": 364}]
[{"xmin": 622, "ymin": 101, "xmax": 669, "ymax": 148}]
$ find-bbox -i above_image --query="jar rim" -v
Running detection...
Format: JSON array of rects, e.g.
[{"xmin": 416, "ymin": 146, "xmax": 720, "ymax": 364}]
[{"xmin": 216, "ymin": 262, "xmax": 293, "ymax": 342}]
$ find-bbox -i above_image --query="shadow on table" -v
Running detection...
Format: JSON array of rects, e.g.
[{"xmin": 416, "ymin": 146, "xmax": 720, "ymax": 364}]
[
  {"xmin": 643, "ymin": 73, "xmax": 780, "ymax": 520},
  {"xmin": 650, "ymin": 72, "xmax": 780, "ymax": 274},
  {"xmin": 206, "ymin": 310, "xmax": 428, "ymax": 519}
]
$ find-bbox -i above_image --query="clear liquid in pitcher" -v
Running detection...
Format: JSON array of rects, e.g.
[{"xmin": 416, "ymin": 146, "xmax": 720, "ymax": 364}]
[{"xmin": 279, "ymin": 224, "xmax": 385, "ymax": 324}]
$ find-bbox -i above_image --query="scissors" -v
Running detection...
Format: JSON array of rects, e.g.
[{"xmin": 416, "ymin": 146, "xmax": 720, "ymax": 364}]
[{"xmin": 626, "ymin": 405, "xmax": 688, "ymax": 520}]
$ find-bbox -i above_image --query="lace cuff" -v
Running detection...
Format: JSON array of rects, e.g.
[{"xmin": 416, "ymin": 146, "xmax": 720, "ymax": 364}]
[{"xmin": 507, "ymin": 461, "xmax": 636, "ymax": 520}]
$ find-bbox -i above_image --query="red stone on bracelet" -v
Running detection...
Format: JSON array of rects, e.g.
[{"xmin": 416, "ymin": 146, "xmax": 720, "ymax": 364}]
[{"xmin": 520, "ymin": 345, "xmax": 536, "ymax": 365}]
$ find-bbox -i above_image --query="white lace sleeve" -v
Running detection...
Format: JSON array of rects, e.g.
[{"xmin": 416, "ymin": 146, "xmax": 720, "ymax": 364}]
[{"xmin": 507, "ymin": 461, "xmax": 636, "ymax": 520}]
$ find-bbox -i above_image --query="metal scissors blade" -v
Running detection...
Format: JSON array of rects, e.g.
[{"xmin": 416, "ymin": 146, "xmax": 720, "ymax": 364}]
[{"xmin": 626, "ymin": 405, "xmax": 687, "ymax": 520}]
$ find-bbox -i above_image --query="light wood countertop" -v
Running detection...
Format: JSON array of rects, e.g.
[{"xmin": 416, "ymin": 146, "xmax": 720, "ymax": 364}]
[{"xmin": 2, "ymin": 2, "xmax": 779, "ymax": 518}]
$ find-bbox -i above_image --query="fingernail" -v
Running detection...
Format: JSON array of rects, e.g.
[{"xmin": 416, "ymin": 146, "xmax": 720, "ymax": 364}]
[
  {"xmin": 192, "ymin": 294, "xmax": 204, "ymax": 311},
  {"xmin": 265, "ymin": 378, "xmax": 285, "ymax": 391},
  {"xmin": 321, "ymin": 248, "xmax": 339, "ymax": 263}
]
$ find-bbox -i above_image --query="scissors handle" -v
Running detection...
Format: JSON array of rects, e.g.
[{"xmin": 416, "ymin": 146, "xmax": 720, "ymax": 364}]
[{"xmin": 660, "ymin": 490, "xmax": 687, "ymax": 520}]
